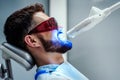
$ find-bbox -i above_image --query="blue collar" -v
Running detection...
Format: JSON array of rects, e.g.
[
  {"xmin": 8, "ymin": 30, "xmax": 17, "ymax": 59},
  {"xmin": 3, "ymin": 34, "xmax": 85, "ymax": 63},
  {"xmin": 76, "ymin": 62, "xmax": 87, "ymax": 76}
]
[{"xmin": 35, "ymin": 64, "xmax": 59, "ymax": 80}]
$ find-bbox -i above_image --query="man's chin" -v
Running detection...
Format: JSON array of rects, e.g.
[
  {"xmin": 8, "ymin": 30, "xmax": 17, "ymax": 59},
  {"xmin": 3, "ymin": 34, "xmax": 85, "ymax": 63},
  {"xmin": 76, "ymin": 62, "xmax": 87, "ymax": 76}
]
[
  {"xmin": 56, "ymin": 41, "xmax": 72, "ymax": 53},
  {"xmin": 40, "ymin": 36, "xmax": 72, "ymax": 53},
  {"xmin": 45, "ymin": 43, "xmax": 72, "ymax": 53}
]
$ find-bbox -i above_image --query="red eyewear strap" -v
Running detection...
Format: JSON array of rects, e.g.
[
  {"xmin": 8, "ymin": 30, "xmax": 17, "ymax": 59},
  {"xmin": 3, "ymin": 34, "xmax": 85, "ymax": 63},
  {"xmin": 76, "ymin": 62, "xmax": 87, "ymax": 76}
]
[{"xmin": 28, "ymin": 17, "xmax": 58, "ymax": 34}]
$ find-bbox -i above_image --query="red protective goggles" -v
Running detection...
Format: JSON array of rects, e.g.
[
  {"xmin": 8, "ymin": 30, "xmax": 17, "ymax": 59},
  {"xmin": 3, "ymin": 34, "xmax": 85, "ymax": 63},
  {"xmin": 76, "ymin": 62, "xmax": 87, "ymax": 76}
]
[{"xmin": 28, "ymin": 17, "xmax": 58, "ymax": 34}]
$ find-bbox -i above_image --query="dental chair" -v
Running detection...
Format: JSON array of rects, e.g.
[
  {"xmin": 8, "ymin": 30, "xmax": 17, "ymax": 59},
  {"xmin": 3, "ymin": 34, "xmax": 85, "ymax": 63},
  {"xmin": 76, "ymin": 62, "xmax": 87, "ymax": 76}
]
[{"xmin": 0, "ymin": 42, "xmax": 35, "ymax": 80}]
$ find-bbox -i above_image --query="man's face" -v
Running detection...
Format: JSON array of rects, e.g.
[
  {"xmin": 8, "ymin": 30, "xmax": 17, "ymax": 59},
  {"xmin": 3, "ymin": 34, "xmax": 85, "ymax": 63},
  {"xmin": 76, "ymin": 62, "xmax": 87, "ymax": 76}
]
[
  {"xmin": 30, "ymin": 12, "xmax": 72, "ymax": 53},
  {"xmin": 37, "ymin": 29, "xmax": 72, "ymax": 53}
]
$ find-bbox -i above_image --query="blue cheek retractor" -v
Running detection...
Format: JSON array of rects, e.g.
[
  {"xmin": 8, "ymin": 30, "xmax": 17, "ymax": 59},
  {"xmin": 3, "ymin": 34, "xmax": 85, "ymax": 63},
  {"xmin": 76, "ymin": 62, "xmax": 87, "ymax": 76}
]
[{"xmin": 52, "ymin": 28, "xmax": 72, "ymax": 48}]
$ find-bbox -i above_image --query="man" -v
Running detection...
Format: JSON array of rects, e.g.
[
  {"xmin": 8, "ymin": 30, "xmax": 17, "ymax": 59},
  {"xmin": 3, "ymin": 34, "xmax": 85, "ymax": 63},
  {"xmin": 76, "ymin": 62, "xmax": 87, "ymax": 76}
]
[{"xmin": 4, "ymin": 3, "xmax": 89, "ymax": 80}]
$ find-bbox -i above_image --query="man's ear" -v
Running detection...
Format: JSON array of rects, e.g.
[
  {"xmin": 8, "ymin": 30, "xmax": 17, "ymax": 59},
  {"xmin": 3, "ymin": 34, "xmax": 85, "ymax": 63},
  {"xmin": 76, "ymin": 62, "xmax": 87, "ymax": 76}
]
[{"xmin": 24, "ymin": 35, "xmax": 41, "ymax": 47}]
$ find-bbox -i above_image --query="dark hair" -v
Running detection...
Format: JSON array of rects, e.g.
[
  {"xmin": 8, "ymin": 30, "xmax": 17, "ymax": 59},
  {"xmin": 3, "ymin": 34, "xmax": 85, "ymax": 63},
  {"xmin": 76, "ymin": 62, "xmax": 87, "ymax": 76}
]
[{"xmin": 4, "ymin": 3, "xmax": 44, "ymax": 51}]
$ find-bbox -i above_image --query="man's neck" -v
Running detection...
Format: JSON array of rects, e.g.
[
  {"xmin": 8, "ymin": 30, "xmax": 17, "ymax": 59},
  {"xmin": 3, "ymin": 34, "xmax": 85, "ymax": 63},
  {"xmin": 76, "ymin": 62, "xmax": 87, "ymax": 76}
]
[{"xmin": 34, "ymin": 52, "xmax": 64, "ymax": 67}]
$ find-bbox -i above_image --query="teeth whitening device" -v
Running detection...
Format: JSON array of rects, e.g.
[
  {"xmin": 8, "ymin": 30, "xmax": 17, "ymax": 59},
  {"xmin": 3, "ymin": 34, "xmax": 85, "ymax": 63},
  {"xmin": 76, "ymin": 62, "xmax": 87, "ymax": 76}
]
[
  {"xmin": 0, "ymin": 1, "xmax": 120, "ymax": 80},
  {"xmin": 67, "ymin": 1, "xmax": 120, "ymax": 38}
]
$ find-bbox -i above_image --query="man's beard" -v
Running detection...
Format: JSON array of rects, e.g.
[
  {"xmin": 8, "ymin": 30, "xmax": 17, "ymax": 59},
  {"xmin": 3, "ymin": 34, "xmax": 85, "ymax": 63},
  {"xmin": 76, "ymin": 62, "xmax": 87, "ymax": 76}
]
[{"xmin": 38, "ymin": 36, "xmax": 72, "ymax": 53}]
